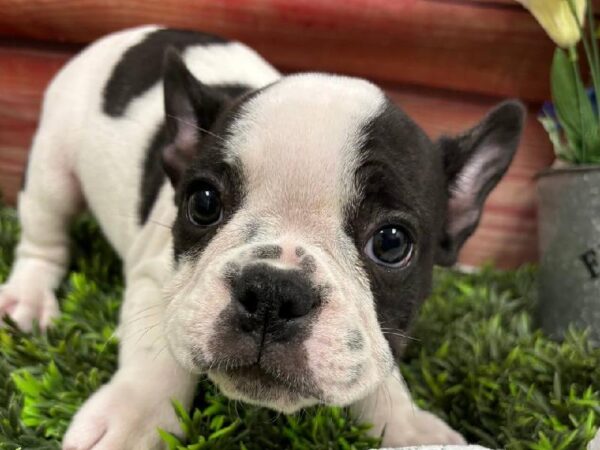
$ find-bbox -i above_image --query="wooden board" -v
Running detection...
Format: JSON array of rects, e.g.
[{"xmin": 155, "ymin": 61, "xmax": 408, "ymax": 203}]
[
  {"xmin": 0, "ymin": 45, "xmax": 71, "ymax": 204},
  {"xmin": 0, "ymin": 44, "xmax": 554, "ymax": 268},
  {"xmin": 0, "ymin": 0, "xmax": 556, "ymax": 101}
]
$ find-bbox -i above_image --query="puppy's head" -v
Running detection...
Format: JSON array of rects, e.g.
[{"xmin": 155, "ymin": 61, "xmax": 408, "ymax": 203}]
[{"xmin": 160, "ymin": 49, "xmax": 525, "ymax": 412}]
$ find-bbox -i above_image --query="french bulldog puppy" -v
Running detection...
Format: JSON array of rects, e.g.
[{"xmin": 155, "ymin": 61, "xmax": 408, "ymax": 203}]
[{"xmin": 0, "ymin": 25, "xmax": 524, "ymax": 449}]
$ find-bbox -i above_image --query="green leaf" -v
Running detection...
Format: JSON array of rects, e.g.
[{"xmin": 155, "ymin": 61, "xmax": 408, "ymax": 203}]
[
  {"xmin": 551, "ymin": 47, "xmax": 600, "ymax": 162},
  {"xmin": 208, "ymin": 419, "xmax": 240, "ymax": 441},
  {"xmin": 157, "ymin": 428, "xmax": 182, "ymax": 450}
]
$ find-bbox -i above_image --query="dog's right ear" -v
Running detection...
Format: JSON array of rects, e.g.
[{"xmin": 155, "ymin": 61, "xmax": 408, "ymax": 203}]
[{"xmin": 162, "ymin": 47, "xmax": 228, "ymax": 185}]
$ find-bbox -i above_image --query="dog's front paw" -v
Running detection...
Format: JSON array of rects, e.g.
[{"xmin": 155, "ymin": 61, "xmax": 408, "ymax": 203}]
[
  {"xmin": 0, "ymin": 283, "xmax": 59, "ymax": 331},
  {"xmin": 0, "ymin": 259, "xmax": 63, "ymax": 331},
  {"xmin": 381, "ymin": 409, "xmax": 466, "ymax": 447},
  {"xmin": 62, "ymin": 375, "xmax": 180, "ymax": 450}
]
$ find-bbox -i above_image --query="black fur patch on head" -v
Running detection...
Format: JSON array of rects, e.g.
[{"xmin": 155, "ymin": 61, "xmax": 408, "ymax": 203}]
[
  {"xmin": 138, "ymin": 81, "xmax": 252, "ymax": 225},
  {"xmin": 345, "ymin": 99, "xmax": 522, "ymax": 357},
  {"xmin": 103, "ymin": 28, "xmax": 227, "ymax": 117},
  {"xmin": 170, "ymin": 147, "xmax": 245, "ymax": 261},
  {"xmin": 295, "ymin": 246, "xmax": 305, "ymax": 258},
  {"xmin": 345, "ymin": 100, "xmax": 446, "ymax": 357},
  {"xmin": 168, "ymin": 85, "xmax": 267, "ymax": 260}
]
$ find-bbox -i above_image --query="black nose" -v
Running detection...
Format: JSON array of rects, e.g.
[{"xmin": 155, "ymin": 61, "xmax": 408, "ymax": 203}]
[{"xmin": 233, "ymin": 264, "xmax": 318, "ymax": 337}]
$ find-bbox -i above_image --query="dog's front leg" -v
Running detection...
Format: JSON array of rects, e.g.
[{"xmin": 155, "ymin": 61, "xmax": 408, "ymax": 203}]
[
  {"xmin": 63, "ymin": 274, "xmax": 197, "ymax": 450},
  {"xmin": 350, "ymin": 367, "xmax": 465, "ymax": 446}
]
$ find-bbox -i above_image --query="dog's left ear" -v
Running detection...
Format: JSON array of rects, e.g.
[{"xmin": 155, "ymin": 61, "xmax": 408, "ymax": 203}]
[
  {"xmin": 436, "ymin": 100, "xmax": 526, "ymax": 266},
  {"xmin": 162, "ymin": 47, "xmax": 230, "ymax": 185}
]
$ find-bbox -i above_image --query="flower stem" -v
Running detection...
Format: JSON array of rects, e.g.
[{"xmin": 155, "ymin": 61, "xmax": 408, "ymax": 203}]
[
  {"xmin": 568, "ymin": 45, "xmax": 587, "ymax": 161},
  {"xmin": 568, "ymin": 0, "xmax": 600, "ymax": 127}
]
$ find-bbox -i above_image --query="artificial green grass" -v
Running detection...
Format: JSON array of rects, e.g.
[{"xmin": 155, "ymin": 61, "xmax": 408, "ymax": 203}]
[{"xmin": 0, "ymin": 202, "xmax": 598, "ymax": 450}]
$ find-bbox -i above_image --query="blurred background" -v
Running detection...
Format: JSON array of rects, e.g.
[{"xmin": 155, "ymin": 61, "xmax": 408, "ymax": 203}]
[{"xmin": 0, "ymin": 0, "xmax": 588, "ymax": 268}]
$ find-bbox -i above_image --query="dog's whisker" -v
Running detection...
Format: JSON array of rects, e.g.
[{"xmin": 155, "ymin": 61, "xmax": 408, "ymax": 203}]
[
  {"xmin": 120, "ymin": 321, "xmax": 161, "ymax": 345},
  {"xmin": 152, "ymin": 343, "xmax": 169, "ymax": 362},
  {"xmin": 165, "ymin": 114, "xmax": 228, "ymax": 144},
  {"xmin": 381, "ymin": 330, "xmax": 420, "ymax": 342},
  {"xmin": 122, "ymin": 302, "xmax": 165, "ymax": 321},
  {"xmin": 147, "ymin": 330, "xmax": 168, "ymax": 353},
  {"xmin": 117, "ymin": 212, "xmax": 174, "ymax": 231},
  {"xmin": 148, "ymin": 219, "xmax": 173, "ymax": 230},
  {"xmin": 128, "ymin": 323, "xmax": 161, "ymax": 345},
  {"xmin": 120, "ymin": 310, "xmax": 163, "ymax": 328}
]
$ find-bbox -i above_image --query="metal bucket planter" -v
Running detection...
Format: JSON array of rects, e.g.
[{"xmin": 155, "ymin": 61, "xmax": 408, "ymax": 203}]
[{"xmin": 537, "ymin": 165, "xmax": 600, "ymax": 343}]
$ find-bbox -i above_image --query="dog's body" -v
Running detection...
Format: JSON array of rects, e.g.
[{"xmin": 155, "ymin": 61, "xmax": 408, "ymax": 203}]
[{"xmin": 0, "ymin": 26, "xmax": 524, "ymax": 449}]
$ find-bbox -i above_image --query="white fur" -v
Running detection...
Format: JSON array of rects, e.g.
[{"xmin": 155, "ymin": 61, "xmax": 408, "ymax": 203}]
[
  {"xmin": 0, "ymin": 26, "xmax": 464, "ymax": 449},
  {"xmin": 351, "ymin": 368, "xmax": 465, "ymax": 446},
  {"xmin": 225, "ymin": 73, "xmax": 383, "ymax": 214}
]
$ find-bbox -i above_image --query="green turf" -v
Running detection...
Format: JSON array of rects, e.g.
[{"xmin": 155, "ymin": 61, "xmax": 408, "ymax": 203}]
[{"xmin": 0, "ymin": 202, "xmax": 598, "ymax": 450}]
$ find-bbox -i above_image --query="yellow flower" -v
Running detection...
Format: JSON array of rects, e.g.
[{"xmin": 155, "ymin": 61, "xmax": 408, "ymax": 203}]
[{"xmin": 516, "ymin": 0, "xmax": 587, "ymax": 48}]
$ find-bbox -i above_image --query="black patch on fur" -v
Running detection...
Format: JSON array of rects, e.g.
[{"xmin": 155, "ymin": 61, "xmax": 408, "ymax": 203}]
[
  {"xmin": 299, "ymin": 255, "xmax": 317, "ymax": 274},
  {"xmin": 345, "ymin": 100, "xmax": 446, "ymax": 357},
  {"xmin": 138, "ymin": 82, "xmax": 251, "ymax": 224},
  {"xmin": 168, "ymin": 85, "xmax": 266, "ymax": 260},
  {"xmin": 223, "ymin": 262, "xmax": 241, "ymax": 284},
  {"xmin": 117, "ymin": 29, "xmax": 256, "ymax": 224},
  {"xmin": 139, "ymin": 124, "xmax": 169, "ymax": 224},
  {"xmin": 209, "ymin": 84, "xmax": 253, "ymax": 100},
  {"xmin": 135, "ymin": 65, "xmax": 253, "ymax": 222},
  {"xmin": 314, "ymin": 284, "xmax": 332, "ymax": 299},
  {"xmin": 252, "ymin": 245, "xmax": 282, "ymax": 260},
  {"xmin": 103, "ymin": 28, "xmax": 227, "ymax": 117},
  {"xmin": 346, "ymin": 99, "xmax": 522, "ymax": 357},
  {"xmin": 345, "ymin": 363, "xmax": 364, "ymax": 387},
  {"xmin": 345, "ymin": 329, "xmax": 364, "ymax": 351},
  {"xmin": 295, "ymin": 246, "xmax": 305, "ymax": 258},
  {"xmin": 244, "ymin": 221, "xmax": 261, "ymax": 243},
  {"xmin": 170, "ymin": 149, "xmax": 245, "ymax": 260}
]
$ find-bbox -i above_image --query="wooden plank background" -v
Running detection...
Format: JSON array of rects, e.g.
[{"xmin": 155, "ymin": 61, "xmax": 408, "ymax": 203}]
[
  {"xmin": 0, "ymin": 0, "xmax": 557, "ymax": 101},
  {"xmin": 0, "ymin": 0, "xmax": 561, "ymax": 267}
]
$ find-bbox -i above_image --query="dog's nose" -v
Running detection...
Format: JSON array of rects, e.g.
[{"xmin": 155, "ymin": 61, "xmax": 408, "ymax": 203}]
[{"xmin": 233, "ymin": 264, "xmax": 317, "ymax": 336}]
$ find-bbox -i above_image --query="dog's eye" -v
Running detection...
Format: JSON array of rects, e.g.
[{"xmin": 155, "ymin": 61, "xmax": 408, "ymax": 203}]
[
  {"xmin": 187, "ymin": 183, "xmax": 222, "ymax": 226},
  {"xmin": 365, "ymin": 226, "xmax": 413, "ymax": 267}
]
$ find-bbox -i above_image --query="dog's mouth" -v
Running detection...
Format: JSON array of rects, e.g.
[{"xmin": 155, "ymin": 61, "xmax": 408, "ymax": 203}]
[{"xmin": 208, "ymin": 362, "xmax": 321, "ymax": 408}]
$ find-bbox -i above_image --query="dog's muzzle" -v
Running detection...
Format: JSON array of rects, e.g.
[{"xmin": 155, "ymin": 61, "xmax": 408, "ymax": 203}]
[{"xmin": 231, "ymin": 264, "xmax": 320, "ymax": 341}]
